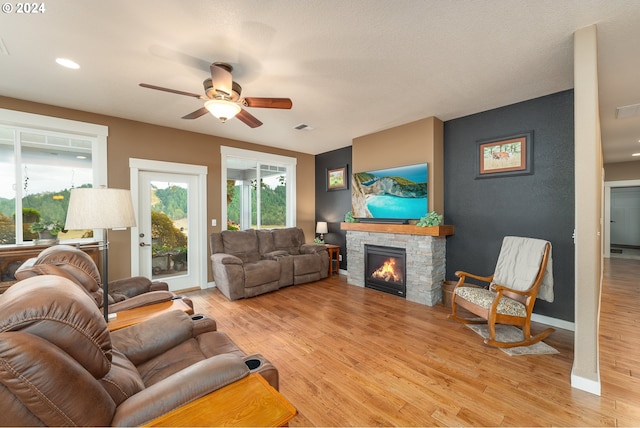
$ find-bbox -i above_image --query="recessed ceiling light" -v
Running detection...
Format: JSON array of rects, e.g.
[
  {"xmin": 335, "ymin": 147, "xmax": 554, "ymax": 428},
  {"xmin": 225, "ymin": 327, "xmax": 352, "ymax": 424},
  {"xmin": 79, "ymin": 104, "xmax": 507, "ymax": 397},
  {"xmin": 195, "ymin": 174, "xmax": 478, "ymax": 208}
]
[{"xmin": 56, "ymin": 58, "xmax": 80, "ymax": 69}]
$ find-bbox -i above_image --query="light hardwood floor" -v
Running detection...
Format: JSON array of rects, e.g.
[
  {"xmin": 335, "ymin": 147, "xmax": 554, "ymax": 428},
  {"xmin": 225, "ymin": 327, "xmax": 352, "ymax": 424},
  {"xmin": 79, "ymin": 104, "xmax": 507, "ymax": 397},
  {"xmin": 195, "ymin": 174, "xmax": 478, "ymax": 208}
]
[{"xmin": 186, "ymin": 258, "xmax": 640, "ymax": 426}]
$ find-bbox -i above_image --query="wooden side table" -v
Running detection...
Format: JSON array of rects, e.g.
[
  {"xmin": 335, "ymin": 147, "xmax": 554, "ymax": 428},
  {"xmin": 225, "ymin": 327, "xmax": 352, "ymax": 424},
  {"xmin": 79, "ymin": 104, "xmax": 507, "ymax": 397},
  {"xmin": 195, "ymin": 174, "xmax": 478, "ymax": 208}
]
[
  {"xmin": 143, "ymin": 373, "xmax": 297, "ymax": 427},
  {"xmin": 107, "ymin": 298, "xmax": 193, "ymax": 331},
  {"xmin": 325, "ymin": 244, "xmax": 340, "ymax": 277}
]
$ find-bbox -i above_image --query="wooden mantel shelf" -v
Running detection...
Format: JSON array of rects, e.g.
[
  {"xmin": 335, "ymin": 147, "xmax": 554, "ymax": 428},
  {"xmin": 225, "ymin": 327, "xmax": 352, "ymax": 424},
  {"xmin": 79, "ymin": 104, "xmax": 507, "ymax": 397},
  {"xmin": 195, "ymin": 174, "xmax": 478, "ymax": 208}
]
[{"xmin": 340, "ymin": 222, "xmax": 454, "ymax": 236}]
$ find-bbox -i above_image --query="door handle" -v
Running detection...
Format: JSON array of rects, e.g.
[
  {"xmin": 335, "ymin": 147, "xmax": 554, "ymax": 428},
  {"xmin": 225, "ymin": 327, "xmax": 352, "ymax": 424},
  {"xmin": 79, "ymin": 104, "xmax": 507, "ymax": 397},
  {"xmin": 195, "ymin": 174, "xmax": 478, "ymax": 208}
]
[{"xmin": 139, "ymin": 242, "xmax": 151, "ymax": 247}]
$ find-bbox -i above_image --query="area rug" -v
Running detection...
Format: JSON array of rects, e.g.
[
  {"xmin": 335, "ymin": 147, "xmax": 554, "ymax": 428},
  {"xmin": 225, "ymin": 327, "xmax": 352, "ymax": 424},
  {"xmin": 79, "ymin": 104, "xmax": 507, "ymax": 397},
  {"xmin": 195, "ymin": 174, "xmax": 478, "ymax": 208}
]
[{"xmin": 466, "ymin": 324, "xmax": 559, "ymax": 356}]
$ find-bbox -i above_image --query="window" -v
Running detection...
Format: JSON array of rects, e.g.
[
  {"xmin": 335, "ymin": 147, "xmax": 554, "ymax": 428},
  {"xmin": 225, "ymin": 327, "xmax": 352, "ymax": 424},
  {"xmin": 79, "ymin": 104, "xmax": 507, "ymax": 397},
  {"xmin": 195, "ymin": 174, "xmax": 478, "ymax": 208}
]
[
  {"xmin": 0, "ymin": 109, "xmax": 107, "ymax": 245},
  {"xmin": 221, "ymin": 146, "xmax": 296, "ymax": 230}
]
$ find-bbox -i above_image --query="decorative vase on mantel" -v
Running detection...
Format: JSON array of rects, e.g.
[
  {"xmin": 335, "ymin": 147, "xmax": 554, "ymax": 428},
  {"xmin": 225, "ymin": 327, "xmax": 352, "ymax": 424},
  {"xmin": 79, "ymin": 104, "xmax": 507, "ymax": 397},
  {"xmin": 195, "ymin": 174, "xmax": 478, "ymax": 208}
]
[{"xmin": 35, "ymin": 230, "xmax": 59, "ymax": 245}]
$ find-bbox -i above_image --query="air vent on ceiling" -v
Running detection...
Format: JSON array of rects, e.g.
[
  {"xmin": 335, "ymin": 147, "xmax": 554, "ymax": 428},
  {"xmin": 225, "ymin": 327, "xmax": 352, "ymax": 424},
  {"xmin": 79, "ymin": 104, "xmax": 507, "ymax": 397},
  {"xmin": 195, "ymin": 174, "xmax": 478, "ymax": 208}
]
[
  {"xmin": 294, "ymin": 123, "xmax": 314, "ymax": 131},
  {"xmin": 615, "ymin": 103, "xmax": 640, "ymax": 119}
]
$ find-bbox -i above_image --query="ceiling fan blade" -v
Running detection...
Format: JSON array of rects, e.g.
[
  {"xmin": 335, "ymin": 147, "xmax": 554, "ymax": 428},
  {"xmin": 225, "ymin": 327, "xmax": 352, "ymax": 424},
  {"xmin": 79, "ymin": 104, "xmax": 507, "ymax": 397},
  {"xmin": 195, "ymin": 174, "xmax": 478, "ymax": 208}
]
[
  {"xmin": 236, "ymin": 109, "xmax": 263, "ymax": 128},
  {"xmin": 210, "ymin": 63, "xmax": 233, "ymax": 97},
  {"xmin": 139, "ymin": 83, "xmax": 202, "ymax": 99},
  {"xmin": 182, "ymin": 107, "xmax": 209, "ymax": 120},
  {"xmin": 243, "ymin": 97, "xmax": 293, "ymax": 109}
]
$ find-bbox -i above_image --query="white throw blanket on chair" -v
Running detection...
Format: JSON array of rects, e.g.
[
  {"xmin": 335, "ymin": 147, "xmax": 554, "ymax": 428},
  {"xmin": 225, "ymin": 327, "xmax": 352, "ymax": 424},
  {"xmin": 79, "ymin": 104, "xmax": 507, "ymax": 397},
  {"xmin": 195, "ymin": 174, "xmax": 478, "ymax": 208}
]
[{"xmin": 491, "ymin": 236, "xmax": 554, "ymax": 302}]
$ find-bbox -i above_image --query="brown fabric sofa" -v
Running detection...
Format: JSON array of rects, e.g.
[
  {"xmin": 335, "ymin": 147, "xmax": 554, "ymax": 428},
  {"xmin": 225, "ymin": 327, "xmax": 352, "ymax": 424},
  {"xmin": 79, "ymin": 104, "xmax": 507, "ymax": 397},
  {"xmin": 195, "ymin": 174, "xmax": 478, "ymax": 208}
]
[
  {"xmin": 210, "ymin": 227, "xmax": 329, "ymax": 300},
  {"xmin": 14, "ymin": 244, "xmax": 193, "ymax": 313},
  {"xmin": 0, "ymin": 274, "xmax": 279, "ymax": 426}
]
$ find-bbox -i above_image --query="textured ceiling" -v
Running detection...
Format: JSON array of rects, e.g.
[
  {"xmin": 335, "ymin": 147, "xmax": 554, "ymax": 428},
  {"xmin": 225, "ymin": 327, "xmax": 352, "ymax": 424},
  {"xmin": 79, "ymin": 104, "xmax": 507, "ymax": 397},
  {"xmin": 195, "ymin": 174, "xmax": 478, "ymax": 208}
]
[{"xmin": 0, "ymin": 0, "xmax": 639, "ymax": 162}]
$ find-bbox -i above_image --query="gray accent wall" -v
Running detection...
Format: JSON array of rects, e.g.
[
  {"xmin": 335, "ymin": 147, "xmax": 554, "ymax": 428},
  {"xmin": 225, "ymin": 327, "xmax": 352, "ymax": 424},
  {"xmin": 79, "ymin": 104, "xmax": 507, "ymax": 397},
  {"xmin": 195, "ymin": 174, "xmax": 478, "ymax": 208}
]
[
  {"xmin": 315, "ymin": 146, "xmax": 353, "ymax": 270},
  {"xmin": 443, "ymin": 90, "xmax": 575, "ymax": 321}
]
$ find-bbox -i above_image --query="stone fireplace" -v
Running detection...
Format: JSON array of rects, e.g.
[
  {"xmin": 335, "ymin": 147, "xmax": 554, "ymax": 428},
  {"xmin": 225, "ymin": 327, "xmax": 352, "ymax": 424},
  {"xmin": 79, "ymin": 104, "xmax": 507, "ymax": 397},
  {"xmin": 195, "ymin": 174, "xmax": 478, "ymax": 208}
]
[{"xmin": 342, "ymin": 223, "xmax": 453, "ymax": 306}]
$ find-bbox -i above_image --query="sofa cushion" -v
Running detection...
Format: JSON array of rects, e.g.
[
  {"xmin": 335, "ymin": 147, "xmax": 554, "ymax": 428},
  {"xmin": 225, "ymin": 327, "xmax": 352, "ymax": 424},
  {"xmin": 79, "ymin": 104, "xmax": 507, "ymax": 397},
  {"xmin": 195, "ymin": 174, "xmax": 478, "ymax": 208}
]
[
  {"xmin": 272, "ymin": 227, "xmax": 304, "ymax": 255},
  {"xmin": 293, "ymin": 253, "xmax": 321, "ymax": 276},
  {"xmin": 209, "ymin": 232, "xmax": 225, "ymax": 254},
  {"xmin": 221, "ymin": 229, "xmax": 260, "ymax": 263},
  {"xmin": 256, "ymin": 229, "xmax": 276, "ymax": 255},
  {"xmin": 244, "ymin": 260, "xmax": 280, "ymax": 288}
]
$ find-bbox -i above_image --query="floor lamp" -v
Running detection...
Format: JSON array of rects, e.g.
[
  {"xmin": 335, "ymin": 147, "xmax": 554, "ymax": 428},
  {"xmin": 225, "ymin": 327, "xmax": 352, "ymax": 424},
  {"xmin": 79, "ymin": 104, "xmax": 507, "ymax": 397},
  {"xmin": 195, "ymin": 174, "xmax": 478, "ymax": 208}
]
[{"xmin": 65, "ymin": 187, "xmax": 137, "ymax": 322}]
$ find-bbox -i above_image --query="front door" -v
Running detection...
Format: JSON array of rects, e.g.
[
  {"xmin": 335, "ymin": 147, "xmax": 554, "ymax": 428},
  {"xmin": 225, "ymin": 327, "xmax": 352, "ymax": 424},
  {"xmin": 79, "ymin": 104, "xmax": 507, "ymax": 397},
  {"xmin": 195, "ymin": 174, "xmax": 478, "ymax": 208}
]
[{"xmin": 133, "ymin": 167, "xmax": 204, "ymax": 292}]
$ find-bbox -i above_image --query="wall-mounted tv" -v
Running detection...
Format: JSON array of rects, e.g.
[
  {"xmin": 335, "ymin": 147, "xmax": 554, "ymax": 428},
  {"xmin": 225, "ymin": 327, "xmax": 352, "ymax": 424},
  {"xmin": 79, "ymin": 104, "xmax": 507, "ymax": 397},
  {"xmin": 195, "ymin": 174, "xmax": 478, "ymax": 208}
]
[{"xmin": 351, "ymin": 163, "xmax": 428, "ymax": 223}]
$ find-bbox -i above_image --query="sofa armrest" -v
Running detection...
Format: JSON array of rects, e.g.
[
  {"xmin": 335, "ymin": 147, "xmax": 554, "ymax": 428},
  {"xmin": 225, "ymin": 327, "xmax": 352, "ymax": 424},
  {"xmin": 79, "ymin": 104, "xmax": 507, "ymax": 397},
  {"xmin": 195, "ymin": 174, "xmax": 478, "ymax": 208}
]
[
  {"xmin": 111, "ymin": 354, "xmax": 250, "ymax": 427},
  {"xmin": 109, "ymin": 276, "xmax": 154, "ymax": 297},
  {"xmin": 300, "ymin": 243, "xmax": 328, "ymax": 254},
  {"xmin": 149, "ymin": 281, "xmax": 169, "ymax": 291},
  {"xmin": 108, "ymin": 290, "xmax": 174, "ymax": 313},
  {"xmin": 191, "ymin": 313, "xmax": 217, "ymax": 334},
  {"xmin": 262, "ymin": 250, "xmax": 290, "ymax": 260},
  {"xmin": 111, "ymin": 310, "xmax": 193, "ymax": 365},
  {"xmin": 211, "ymin": 253, "xmax": 243, "ymax": 265}
]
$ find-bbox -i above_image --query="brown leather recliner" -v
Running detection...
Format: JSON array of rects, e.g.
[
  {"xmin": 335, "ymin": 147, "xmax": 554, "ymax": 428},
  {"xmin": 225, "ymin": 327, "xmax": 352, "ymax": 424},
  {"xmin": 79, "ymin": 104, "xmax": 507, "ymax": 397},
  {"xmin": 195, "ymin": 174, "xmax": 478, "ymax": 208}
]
[
  {"xmin": 0, "ymin": 275, "xmax": 279, "ymax": 426},
  {"xmin": 15, "ymin": 244, "xmax": 193, "ymax": 313}
]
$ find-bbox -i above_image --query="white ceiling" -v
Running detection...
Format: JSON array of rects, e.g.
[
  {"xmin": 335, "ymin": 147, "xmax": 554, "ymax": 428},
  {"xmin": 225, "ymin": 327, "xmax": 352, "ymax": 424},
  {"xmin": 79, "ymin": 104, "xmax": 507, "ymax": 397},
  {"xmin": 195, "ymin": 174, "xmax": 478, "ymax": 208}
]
[{"xmin": 1, "ymin": 1, "xmax": 639, "ymax": 162}]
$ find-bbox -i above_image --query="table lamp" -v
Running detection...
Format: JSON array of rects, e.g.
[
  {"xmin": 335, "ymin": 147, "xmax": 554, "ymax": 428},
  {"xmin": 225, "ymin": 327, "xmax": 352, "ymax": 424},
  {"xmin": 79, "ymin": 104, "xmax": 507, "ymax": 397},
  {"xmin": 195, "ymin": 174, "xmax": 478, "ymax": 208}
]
[
  {"xmin": 65, "ymin": 187, "xmax": 137, "ymax": 321},
  {"xmin": 316, "ymin": 221, "xmax": 328, "ymax": 241}
]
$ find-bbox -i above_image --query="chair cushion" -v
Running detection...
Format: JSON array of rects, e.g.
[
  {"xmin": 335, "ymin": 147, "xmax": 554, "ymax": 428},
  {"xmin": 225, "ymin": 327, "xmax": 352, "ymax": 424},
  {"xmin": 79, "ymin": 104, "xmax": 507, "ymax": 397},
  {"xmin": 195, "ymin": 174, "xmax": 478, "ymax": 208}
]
[
  {"xmin": 492, "ymin": 236, "xmax": 548, "ymax": 292},
  {"xmin": 455, "ymin": 286, "xmax": 526, "ymax": 317}
]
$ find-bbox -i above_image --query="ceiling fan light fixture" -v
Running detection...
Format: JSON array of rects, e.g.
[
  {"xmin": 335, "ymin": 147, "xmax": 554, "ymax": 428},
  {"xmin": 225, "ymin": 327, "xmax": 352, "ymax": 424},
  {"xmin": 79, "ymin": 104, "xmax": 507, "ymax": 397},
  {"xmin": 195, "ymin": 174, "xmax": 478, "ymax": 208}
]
[{"xmin": 204, "ymin": 99, "xmax": 241, "ymax": 123}]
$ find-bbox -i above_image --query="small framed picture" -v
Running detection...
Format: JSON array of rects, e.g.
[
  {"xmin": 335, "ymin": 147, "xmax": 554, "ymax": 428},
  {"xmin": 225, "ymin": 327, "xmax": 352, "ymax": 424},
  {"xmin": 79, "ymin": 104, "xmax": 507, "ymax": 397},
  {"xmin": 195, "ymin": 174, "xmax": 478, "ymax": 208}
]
[
  {"xmin": 476, "ymin": 131, "xmax": 533, "ymax": 178},
  {"xmin": 327, "ymin": 165, "xmax": 348, "ymax": 191}
]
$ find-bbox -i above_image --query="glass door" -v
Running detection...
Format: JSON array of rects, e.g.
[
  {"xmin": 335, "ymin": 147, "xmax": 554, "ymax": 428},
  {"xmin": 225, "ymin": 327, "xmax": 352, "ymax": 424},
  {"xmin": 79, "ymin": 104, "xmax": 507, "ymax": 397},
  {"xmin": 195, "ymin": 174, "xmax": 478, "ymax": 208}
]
[{"xmin": 137, "ymin": 171, "xmax": 198, "ymax": 291}]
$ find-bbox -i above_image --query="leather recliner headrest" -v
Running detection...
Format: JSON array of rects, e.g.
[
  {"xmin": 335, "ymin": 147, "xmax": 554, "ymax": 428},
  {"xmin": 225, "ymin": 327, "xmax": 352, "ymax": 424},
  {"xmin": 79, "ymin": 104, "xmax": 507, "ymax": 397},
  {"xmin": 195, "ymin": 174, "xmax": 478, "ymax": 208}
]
[
  {"xmin": 34, "ymin": 245, "xmax": 102, "ymax": 292},
  {"xmin": 0, "ymin": 275, "xmax": 112, "ymax": 378}
]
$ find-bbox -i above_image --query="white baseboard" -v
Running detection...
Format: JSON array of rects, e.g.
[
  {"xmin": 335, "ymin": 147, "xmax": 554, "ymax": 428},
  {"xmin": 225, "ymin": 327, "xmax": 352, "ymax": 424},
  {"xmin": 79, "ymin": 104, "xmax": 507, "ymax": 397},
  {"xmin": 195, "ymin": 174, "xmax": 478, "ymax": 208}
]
[
  {"xmin": 531, "ymin": 313, "xmax": 575, "ymax": 331},
  {"xmin": 571, "ymin": 371, "xmax": 601, "ymax": 396},
  {"xmin": 205, "ymin": 281, "xmax": 216, "ymax": 289}
]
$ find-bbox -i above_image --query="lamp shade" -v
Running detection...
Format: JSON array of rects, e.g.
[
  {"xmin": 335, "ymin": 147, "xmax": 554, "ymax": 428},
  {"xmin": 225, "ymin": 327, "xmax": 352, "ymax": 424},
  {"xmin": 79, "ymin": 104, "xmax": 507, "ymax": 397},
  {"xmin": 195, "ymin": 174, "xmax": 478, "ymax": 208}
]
[
  {"xmin": 316, "ymin": 221, "xmax": 328, "ymax": 234},
  {"xmin": 65, "ymin": 188, "xmax": 137, "ymax": 230},
  {"xmin": 205, "ymin": 99, "xmax": 241, "ymax": 122}
]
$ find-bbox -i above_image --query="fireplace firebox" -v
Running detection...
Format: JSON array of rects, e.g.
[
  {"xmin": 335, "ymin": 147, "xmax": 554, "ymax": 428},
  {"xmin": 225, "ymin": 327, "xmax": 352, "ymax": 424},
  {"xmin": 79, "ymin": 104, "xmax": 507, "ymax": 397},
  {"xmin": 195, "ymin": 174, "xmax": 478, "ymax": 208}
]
[{"xmin": 364, "ymin": 244, "xmax": 406, "ymax": 297}]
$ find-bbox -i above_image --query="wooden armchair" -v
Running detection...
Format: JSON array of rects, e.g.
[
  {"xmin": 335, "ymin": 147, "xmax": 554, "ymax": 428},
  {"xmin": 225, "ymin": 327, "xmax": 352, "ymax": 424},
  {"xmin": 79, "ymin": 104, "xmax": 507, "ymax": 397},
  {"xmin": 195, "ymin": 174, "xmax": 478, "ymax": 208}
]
[{"xmin": 448, "ymin": 236, "xmax": 555, "ymax": 348}]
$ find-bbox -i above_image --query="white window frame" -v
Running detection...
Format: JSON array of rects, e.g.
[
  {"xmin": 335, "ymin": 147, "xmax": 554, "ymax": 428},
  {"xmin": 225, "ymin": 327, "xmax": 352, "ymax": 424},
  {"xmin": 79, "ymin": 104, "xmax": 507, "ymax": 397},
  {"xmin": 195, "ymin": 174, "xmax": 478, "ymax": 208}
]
[
  {"xmin": 220, "ymin": 146, "xmax": 297, "ymax": 230},
  {"xmin": 0, "ymin": 108, "xmax": 108, "ymax": 244}
]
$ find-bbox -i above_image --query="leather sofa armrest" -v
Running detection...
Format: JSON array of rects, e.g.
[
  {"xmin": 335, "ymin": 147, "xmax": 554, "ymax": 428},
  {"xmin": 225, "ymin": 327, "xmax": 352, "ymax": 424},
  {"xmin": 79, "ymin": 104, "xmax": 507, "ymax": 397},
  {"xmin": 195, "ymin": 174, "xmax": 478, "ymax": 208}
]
[
  {"xmin": 300, "ymin": 243, "xmax": 328, "ymax": 254},
  {"xmin": 108, "ymin": 290, "xmax": 174, "ymax": 313},
  {"xmin": 149, "ymin": 281, "xmax": 169, "ymax": 291},
  {"xmin": 109, "ymin": 276, "xmax": 155, "ymax": 297},
  {"xmin": 191, "ymin": 313, "xmax": 218, "ymax": 334},
  {"xmin": 262, "ymin": 250, "xmax": 290, "ymax": 260},
  {"xmin": 111, "ymin": 311, "xmax": 193, "ymax": 365},
  {"xmin": 211, "ymin": 253, "xmax": 243, "ymax": 265},
  {"xmin": 111, "ymin": 354, "xmax": 250, "ymax": 427}
]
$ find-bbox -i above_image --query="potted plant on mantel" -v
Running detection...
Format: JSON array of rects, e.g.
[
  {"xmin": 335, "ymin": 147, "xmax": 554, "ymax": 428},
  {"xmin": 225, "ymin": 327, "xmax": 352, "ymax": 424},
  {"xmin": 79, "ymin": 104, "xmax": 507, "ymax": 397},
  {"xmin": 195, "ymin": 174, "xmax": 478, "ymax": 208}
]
[{"xmin": 30, "ymin": 220, "xmax": 66, "ymax": 245}]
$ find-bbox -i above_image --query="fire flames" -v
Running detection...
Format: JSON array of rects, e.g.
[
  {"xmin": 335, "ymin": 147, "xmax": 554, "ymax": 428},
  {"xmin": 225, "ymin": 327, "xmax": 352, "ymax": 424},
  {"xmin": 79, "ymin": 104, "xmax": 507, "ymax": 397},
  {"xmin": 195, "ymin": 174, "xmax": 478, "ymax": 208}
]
[{"xmin": 371, "ymin": 258, "xmax": 403, "ymax": 283}]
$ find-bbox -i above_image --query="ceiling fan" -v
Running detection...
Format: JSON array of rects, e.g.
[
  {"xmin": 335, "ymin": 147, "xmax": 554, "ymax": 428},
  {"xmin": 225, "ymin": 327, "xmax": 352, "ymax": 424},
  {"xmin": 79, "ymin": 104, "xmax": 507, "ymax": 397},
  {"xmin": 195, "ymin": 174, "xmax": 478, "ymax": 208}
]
[{"xmin": 139, "ymin": 62, "xmax": 292, "ymax": 128}]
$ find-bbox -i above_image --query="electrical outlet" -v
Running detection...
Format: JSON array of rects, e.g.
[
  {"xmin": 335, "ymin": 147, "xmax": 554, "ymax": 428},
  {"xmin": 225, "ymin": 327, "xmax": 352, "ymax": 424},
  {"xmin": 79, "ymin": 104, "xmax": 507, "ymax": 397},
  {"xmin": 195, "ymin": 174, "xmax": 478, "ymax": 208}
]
[{"xmin": 211, "ymin": 219, "xmax": 217, "ymax": 227}]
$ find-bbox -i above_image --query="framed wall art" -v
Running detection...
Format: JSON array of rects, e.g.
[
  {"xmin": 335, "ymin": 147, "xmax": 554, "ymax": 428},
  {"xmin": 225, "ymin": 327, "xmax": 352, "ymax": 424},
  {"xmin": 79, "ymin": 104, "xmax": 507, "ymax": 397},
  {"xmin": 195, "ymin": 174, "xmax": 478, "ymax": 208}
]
[
  {"xmin": 476, "ymin": 131, "xmax": 533, "ymax": 178},
  {"xmin": 327, "ymin": 165, "xmax": 348, "ymax": 191}
]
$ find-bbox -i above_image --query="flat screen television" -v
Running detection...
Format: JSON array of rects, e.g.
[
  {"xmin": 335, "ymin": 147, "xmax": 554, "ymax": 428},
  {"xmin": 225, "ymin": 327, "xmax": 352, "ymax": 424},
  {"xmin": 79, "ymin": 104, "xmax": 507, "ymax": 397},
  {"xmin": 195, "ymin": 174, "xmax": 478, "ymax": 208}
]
[{"xmin": 351, "ymin": 163, "xmax": 428, "ymax": 223}]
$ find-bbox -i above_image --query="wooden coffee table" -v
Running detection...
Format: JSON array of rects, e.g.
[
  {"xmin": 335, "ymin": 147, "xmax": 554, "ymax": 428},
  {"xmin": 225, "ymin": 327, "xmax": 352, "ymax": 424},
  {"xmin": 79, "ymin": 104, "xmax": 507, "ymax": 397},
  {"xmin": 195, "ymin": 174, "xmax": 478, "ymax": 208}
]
[
  {"xmin": 143, "ymin": 373, "xmax": 297, "ymax": 427},
  {"xmin": 107, "ymin": 298, "xmax": 193, "ymax": 331}
]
